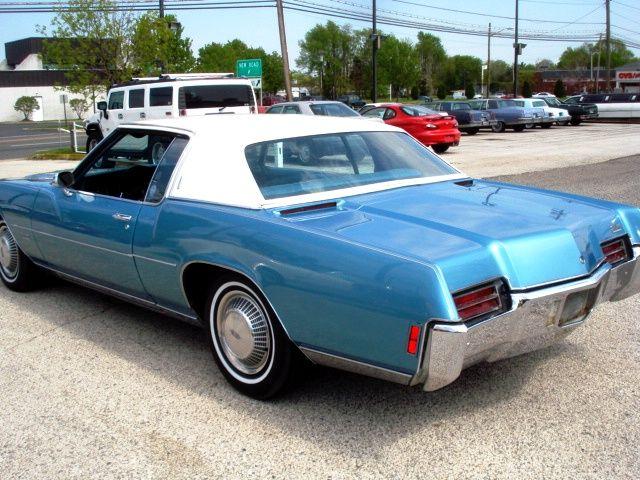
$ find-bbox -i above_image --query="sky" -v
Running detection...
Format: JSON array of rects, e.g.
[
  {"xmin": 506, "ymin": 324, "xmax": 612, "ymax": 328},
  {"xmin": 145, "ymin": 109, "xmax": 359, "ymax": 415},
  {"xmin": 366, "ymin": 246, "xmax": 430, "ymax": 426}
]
[{"xmin": 1, "ymin": 0, "xmax": 639, "ymax": 67}]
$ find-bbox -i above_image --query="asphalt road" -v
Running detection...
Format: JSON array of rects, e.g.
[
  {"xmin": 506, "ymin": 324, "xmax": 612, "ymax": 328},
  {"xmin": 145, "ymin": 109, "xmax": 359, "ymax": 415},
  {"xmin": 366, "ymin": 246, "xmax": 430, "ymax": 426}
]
[
  {"xmin": 1, "ymin": 156, "xmax": 639, "ymax": 479},
  {"xmin": 0, "ymin": 122, "xmax": 86, "ymax": 160}
]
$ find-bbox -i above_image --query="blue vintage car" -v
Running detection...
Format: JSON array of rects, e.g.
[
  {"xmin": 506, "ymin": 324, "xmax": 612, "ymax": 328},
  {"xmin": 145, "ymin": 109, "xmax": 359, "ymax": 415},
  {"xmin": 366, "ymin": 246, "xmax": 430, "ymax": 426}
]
[
  {"xmin": 468, "ymin": 98, "xmax": 553, "ymax": 132},
  {"xmin": 1, "ymin": 115, "xmax": 639, "ymax": 399}
]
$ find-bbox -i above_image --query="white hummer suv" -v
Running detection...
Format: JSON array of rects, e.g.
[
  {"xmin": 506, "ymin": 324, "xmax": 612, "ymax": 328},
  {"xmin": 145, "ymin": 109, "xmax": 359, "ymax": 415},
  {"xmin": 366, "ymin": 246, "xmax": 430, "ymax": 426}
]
[{"xmin": 85, "ymin": 74, "xmax": 257, "ymax": 151}]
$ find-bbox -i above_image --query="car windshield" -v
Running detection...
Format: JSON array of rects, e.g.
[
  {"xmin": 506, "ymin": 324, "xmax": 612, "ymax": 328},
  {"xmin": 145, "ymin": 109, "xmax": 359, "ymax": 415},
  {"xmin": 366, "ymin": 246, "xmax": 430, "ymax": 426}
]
[
  {"xmin": 309, "ymin": 103, "xmax": 360, "ymax": 117},
  {"xmin": 401, "ymin": 105, "xmax": 438, "ymax": 116},
  {"xmin": 244, "ymin": 131, "xmax": 457, "ymax": 200}
]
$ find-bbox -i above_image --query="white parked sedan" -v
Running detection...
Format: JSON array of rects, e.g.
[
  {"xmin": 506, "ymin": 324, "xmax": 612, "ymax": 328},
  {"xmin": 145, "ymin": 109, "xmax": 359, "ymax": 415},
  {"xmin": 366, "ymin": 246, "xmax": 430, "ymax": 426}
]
[
  {"xmin": 266, "ymin": 100, "xmax": 362, "ymax": 117},
  {"xmin": 514, "ymin": 98, "xmax": 570, "ymax": 126}
]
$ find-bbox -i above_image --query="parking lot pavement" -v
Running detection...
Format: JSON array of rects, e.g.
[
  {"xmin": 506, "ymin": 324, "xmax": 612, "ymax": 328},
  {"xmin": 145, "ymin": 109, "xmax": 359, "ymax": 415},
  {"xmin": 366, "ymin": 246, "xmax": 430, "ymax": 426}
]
[
  {"xmin": 0, "ymin": 121, "xmax": 87, "ymax": 161},
  {"xmin": 445, "ymin": 122, "xmax": 640, "ymax": 178},
  {"xmin": 1, "ymin": 156, "xmax": 639, "ymax": 479}
]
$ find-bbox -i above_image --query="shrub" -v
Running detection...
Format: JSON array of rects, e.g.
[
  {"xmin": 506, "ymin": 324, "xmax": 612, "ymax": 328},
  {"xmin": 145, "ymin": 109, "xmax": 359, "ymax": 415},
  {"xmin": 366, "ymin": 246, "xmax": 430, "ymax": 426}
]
[
  {"xmin": 14, "ymin": 96, "xmax": 40, "ymax": 121},
  {"xmin": 553, "ymin": 79, "xmax": 566, "ymax": 98},
  {"xmin": 410, "ymin": 86, "xmax": 419, "ymax": 100},
  {"xmin": 436, "ymin": 84, "xmax": 447, "ymax": 100},
  {"xmin": 69, "ymin": 98, "xmax": 89, "ymax": 119},
  {"xmin": 522, "ymin": 80, "xmax": 533, "ymax": 98},
  {"xmin": 464, "ymin": 84, "xmax": 475, "ymax": 100}
]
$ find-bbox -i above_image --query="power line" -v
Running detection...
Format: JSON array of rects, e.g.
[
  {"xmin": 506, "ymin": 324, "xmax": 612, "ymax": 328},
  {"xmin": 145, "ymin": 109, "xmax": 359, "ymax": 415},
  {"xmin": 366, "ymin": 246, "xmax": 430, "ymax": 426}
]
[
  {"xmin": 545, "ymin": 1, "xmax": 604, "ymax": 33},
  {"xmin": 391, "ymin": 0, "xmax": 604, "ymax": 25},
  {"xmin": 613, "ymin": 0, "xmax": 640, "ymax": 13}
]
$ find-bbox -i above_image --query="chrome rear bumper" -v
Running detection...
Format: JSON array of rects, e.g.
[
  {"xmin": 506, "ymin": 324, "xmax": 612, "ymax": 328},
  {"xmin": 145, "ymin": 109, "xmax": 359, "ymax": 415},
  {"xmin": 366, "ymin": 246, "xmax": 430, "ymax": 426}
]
[{"xmin": 413, "ymin": 246, "xmax": 640, "ymax": 391}]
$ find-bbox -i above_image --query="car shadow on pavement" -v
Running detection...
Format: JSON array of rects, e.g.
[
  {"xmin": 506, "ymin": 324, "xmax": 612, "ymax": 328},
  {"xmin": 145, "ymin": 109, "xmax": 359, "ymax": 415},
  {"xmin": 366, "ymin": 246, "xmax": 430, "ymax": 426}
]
[{"xmin": 3, "ymin": 279, "xmax": 582, "ymax": 458}]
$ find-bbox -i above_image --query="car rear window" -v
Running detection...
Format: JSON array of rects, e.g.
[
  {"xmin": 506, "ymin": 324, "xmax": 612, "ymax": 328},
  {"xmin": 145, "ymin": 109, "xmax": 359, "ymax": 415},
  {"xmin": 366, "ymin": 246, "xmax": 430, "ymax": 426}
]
[
  {"xmin": 244, "ymin": 131, "xmax": 456, "ymax": 200},
  {"xmin": 401, "ymin": 106, "xmax": 438, "ymax": 116},
  {"xmin": 150, "ymin": 87, "xmax": 173, "ymax": 107},
  {"xmin": 309, "ymin": 103, "xmax": 359, "ymax": 117},
  {"xmin": 178, "ymin": 85, "xmax": 254, "ymax": 109}
]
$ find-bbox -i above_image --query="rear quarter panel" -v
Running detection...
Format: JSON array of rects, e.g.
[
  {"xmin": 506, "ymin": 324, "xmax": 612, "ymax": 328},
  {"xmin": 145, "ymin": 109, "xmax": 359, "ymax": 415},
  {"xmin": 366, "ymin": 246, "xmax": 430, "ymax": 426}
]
[{"xmin": 0, "ymin": 179, "xmax": 43, "ymax": 260}]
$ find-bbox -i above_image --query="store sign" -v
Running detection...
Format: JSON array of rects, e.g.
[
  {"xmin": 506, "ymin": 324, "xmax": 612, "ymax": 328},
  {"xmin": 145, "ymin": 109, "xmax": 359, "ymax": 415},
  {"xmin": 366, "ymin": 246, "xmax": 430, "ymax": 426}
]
[{"xmin": 617, "ymin": 71, "xmax": 640, "ymax": 81}]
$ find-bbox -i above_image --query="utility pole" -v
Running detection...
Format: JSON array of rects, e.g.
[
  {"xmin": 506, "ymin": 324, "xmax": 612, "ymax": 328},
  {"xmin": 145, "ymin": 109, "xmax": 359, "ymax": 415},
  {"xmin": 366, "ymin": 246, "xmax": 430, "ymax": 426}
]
[
  {"xmin": 276, "ymin": 0, "xmax": 293, "ymax": 101},
  {"xmin": 605, "ymin": 0, "xmax": 611, "ymax": 91},
  {"xmin": 486, "ymin": 22, "xmax": 491, "ymax": 98},
  {"xmin": 513, "ymin": 0, "xmax": 519, "ymax": 96},
  {"xmin": 371, "ymin": 0, "xmax": 378, "ymax": 102},
  {"xmin": 159, "ymin": 0, "xmax": 164, "ymax": 18},
  {"xmin": 596, "ymin": 33, "xmax": 603, "ymax": 93}
]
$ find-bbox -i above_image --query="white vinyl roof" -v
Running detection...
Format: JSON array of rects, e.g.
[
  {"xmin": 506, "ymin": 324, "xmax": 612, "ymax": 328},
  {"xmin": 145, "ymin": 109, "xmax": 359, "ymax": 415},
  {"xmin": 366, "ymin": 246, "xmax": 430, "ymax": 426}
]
[{"xmin": 122, "ymin": 115, "xmax": 464, "ymax": 209}]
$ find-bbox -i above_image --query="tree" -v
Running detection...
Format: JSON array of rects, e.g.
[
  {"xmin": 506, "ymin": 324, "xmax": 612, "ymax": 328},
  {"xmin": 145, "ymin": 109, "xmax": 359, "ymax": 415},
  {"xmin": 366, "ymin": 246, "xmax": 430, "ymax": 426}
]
[
  {"xmin": 554, "ymin": 79, "xmax": 566, "ymax": 97},
  {"xmin": 197, "ymin": 40, "xmax": 283, "ymax": 94},
  {"xmin": 464, "ymin": 84, "xmax": 475, "ymax": 100},
  {"xmin": 132, "ymin": 12, "xmax": 195, "ymax": 75},
  {"xmin": 377, "ymin": 35, "xmax": 420, "ymax": 99},
  {"xmin": 522, "ymin": 80, "xmax": 532, "ymax": 98},
  {"xmin": 39, "ymin": 0, "xmax": 137, "ymax": 91},
  {"xmin": 488, "ymin": 59, "xmax": 511, "ymax": 93},
  {"xmin": 297, "ymin": 21, "xmax": 355, "ymax": 98},
  {"xmin": 439, "ymin": 55, "xmax": 482, "ymax": 93},
  {"xmin": 14, "ymin": 96, "xmax": 39, "ymax": 120},
  {"xmin": 557, "ymin": 39, "xmax": 637, "ymax": 70},
  {"xmin": 69, "ymin": 98, "xmax": 89, "ymax": 119},
  {"xmin": 415, "ymin": 32, "xmax": 446, "ymax": 96}
]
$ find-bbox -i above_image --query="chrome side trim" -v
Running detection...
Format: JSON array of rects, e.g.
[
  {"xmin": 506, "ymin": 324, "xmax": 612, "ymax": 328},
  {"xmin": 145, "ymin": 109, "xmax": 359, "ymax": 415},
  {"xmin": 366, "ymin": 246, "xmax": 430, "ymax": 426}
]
[
  {"xmin": 14, "ymin": 224, "xmax": 176, "ymax": 267},
  {"xmin": 133, "ymin": 254, "xmax": 178, "ymax": 267},
  {"xmin": 33, "ymin": 261, "xmax": 200, "ymax": 325},
  {"xmin": 299, "ymin": 347, "xmax": 412, "ymax": 385}
]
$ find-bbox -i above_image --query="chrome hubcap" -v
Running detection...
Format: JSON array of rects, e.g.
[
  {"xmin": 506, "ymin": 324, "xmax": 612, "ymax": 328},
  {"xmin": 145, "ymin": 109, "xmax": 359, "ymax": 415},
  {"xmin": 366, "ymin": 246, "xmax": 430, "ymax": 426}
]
[
  {"xmin": 217, "ymin": 291, "xmax": 270, "ymax": 375},
  {"xmin": 0, "ymin": 225, "xmax": 18, "ymax": 279}
]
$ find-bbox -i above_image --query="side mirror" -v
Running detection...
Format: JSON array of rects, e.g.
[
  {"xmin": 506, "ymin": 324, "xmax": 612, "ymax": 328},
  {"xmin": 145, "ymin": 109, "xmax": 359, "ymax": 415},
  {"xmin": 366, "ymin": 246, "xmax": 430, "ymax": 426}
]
[{"xmin": 55, "ymin": 171, "xmax": 74, "ymax": 188}]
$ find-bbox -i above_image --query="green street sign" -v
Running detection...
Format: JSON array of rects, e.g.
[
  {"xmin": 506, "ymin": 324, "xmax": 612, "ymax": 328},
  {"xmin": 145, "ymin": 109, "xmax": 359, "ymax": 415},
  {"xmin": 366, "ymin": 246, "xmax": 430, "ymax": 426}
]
[{"xmin": 236, "ymin": 58, "xmax": 262, "ymax": 78}]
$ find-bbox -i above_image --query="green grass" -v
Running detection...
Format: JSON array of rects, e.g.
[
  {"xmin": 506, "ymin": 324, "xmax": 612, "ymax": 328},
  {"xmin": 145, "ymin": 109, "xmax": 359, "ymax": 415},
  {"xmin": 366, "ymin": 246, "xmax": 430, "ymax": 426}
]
[{"xmin": 30, "ymin": 147, "xmax": 85, "ymax": 161}]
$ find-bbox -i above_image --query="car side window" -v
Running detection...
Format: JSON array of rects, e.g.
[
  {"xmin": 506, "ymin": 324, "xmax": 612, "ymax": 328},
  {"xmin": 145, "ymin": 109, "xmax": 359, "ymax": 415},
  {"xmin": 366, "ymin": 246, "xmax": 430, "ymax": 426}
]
[
  {"xmin": 108, "ymin": 91, "xmax": 124, "ymax": 110},
  {"xmin": 150, "ymin": 87, "xmax": 173, "ymax": 107},
  {"xmin": 383, "ymin": 108, "xmax": 396, "ymax": 120},
  {"xmin": 283, "ymin": 105, "xmax": 301, "ymax": 114},
  {"xmin": 362, "ymin": 107, "xmax": 385, "ymax": 119},
  {"xmin": 145, "ymin": 136, "xmax": 189, "ymax": 203},
  {"xmin": 488, "ymin": 100, "xmax": 498, "ymax": 109},
  {"xmin": 72, "ymin": 130, "xmax": 179, "ymax": 201},
  {"xmin": 128, "ymin": 89, "xmax": 145, "ymax": 109},
  {"xmin": 267, "ymin": 105, "xmax": 283, "ymax": 114}
]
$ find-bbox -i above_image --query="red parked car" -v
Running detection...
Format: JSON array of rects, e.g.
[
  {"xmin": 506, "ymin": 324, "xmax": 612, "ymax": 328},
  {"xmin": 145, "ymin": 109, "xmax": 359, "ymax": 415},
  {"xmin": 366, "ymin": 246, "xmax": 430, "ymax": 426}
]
[{"xmin": 361, "ymin": 103, "xmax": 461, "ymax": 153}]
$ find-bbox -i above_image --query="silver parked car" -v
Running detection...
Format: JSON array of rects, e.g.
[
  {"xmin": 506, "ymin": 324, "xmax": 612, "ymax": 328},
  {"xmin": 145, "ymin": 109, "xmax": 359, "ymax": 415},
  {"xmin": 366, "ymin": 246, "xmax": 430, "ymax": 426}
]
[{"xmin": 265, "ymin": 100, "xmax": 364, "ymax": 117}]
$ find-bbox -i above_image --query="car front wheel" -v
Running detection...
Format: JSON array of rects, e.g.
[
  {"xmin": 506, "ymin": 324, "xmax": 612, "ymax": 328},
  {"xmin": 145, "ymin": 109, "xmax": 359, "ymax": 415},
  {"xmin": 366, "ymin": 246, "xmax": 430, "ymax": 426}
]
[
  {"xmin": 491, "ymin": 121, "xmax": 506, "ymax": 133},
  {"xmin": 206, "ymin": 278, "xmax": 294, "ymax": 399},
  {"xmin": 0, "ymin": 220, "xmax": 42, "ymax": 292},
  {"xmin": 85, "ymin": 133, "xmax": 102, "ymax": 152}
]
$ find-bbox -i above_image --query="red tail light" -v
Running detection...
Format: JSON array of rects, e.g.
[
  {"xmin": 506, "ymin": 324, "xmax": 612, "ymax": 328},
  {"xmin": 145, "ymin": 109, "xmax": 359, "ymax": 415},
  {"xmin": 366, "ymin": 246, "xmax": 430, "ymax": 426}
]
[
  {"xmin": 179, "ymin": 109, "xmax": 187, "ymax": 116},
  {"xmin": 601, "ymin": 237, "xmax": 629, "ymax": 265},
  {"xmin": 407, "ymin": 325, "xmax": 421, "ymax": 355},
  {"xmin": 453, "ymin": 283, "xmax": 503, "ymax": 321}
]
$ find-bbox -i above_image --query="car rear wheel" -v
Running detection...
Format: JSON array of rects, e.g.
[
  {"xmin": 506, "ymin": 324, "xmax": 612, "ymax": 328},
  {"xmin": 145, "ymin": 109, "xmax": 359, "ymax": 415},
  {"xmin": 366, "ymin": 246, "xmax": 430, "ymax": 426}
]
[
  {"xmin": 206, "ymin": 278, "xmax": 294, "ymax": 399},
  {"xmin": 570, "ymin": 118, "xmax": 582, "ymax": 126},
  {"xmin": 491, "ymin": 121, "xmax": 506, "ymax": 133},
  {"xmin": 525, "ymin": 123, "xmax": 534, "ymax": 129},
  {"xmin": 432, "ymin": 144, "xmax": 450, "ymax": 154},
  {"xmin": 512, "ymin": 125, "xmax": 526, "ymax": 132},
  {"xmin": 465, "ymin": 128, "xmax": 479, "ymax": 135},
  {"xmin": 0, "ymin": 220, "xmax": 42, "ymax": 292}
]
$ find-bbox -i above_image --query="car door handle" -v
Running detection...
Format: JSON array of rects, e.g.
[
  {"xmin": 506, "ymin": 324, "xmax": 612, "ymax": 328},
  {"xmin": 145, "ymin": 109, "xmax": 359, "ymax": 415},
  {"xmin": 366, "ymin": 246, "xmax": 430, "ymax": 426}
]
[
  {"xmin": 118, "ymin": 113, "xmax": 123, "ymax": 119},
  {"xmin": 112, "ymin": 213, "xmax": 132, "ymax": 222},
  {"xmin": 140, "ymin": 112, "xmax": 146, "ymax": 119}
]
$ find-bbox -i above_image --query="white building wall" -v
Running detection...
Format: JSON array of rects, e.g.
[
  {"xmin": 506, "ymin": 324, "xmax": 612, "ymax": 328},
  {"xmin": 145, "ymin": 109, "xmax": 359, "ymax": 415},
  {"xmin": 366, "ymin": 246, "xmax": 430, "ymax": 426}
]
[{"xmin": 0, "ymin": 85, "xmax": 105, "ymax": 122}]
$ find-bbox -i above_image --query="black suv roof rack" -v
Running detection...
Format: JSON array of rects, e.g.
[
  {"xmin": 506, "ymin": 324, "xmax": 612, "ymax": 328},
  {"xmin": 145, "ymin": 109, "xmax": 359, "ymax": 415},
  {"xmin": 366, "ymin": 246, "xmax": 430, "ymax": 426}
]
[{"xmin": 110, "ymin": 72, "xmax": 237, "ymax": 89}]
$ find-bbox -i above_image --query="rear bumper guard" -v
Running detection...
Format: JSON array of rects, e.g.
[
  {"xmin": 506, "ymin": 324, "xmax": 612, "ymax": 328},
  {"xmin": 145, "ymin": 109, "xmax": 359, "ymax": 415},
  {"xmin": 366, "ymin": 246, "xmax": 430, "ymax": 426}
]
[{"xmin": 412, "ymin": 246, "xmax": 640, "ymax": 391}]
